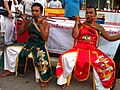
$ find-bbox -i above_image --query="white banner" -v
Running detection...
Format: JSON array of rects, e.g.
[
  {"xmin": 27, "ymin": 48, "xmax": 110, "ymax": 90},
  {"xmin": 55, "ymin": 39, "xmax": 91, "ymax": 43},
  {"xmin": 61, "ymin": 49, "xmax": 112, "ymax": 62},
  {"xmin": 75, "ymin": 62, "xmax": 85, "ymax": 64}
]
[
  {"xmin": 46, "ymin": 19, "xmax": 74, "ymax": 54},
  {"xmin": 46, "ymin": 19, "xmax": 120, "ymax": 58},
  {"xmin": 98, "ymin": 24, "xmax": 120, "ymax": 58}
]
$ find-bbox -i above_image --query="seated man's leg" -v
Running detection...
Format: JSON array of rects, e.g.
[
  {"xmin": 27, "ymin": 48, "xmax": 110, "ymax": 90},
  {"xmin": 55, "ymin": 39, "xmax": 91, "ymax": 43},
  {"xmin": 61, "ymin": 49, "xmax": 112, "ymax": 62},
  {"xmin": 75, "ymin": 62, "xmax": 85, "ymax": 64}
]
[
  {"xmin": 92, "ymin": 55, "xmax": 115, "ymax": 90},
  {"xmin": 0, "ymin": 46, "xmax": 23, "ymax": 78},
  {"xmin": 35, "ymin": 65, "xmax": 48, "ymax": 90},
  {"xmin": 57, "ymin": 52, "xmax": 77, "ymax": 85},
  {"xmin": 93, "ymin": 68, "xmax": 110, "ymax": 90}
]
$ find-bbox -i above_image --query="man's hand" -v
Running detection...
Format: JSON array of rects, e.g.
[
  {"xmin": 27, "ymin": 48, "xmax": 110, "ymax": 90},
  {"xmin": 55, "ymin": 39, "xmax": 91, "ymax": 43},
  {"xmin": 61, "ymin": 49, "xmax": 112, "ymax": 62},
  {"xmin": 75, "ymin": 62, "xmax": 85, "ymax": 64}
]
[
  {"xmin": 37, "ymin": 16, "xmax": 43, "ymax": 24},
  {"xmin": 8, "ymin": 11, "xmax": 13, "ymax": 19},
  {"xmin": 21, "ymin": 14, "xmax": 27, "ymax": 21},
  {"xmin": 74, "ymin": 16, "xmax": 81, "ymax": 23}
]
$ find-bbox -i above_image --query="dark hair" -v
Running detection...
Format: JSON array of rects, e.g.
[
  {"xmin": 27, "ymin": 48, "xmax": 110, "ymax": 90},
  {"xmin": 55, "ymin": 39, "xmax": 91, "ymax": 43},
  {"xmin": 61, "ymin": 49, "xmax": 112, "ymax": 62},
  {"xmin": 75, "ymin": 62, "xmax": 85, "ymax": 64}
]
[
  {"xmin": 32, "ymin": 3, "xmax": 43, "ymax": 13},
  {"xmin": 86, "ymin": 6, "xmax": 96, "ymax": 14}
]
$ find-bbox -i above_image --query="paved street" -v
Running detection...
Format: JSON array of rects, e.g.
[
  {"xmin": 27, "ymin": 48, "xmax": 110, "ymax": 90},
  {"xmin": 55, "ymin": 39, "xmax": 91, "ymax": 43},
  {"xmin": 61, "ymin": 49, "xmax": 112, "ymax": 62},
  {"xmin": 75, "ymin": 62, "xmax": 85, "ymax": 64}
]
[
  {"xmin": 0, "ymin": 66, "xmax": 93, "ymax": 90},
  {"xmin": 0, "ymin": 66, "xmax": 120, "ymax": 90}
]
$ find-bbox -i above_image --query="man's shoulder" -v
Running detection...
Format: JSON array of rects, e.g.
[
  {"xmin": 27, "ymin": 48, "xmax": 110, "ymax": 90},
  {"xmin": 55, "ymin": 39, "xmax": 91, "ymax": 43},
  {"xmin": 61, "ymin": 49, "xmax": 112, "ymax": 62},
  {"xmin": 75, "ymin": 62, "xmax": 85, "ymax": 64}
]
[
  {"xmin": 96, "ymin": 23, "xmax": 104, "ymax": 32},
  {"xmin": 96, "ymin": 23, "xmax": 103, "ymax": 28}
]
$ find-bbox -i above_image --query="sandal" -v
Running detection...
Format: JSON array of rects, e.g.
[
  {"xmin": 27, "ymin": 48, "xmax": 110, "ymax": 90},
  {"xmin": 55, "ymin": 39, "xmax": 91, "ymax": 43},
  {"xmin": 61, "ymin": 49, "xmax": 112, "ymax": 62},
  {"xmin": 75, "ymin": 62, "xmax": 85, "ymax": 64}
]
[
  {"xmin": 40, "ymin": 82, "xmax": 47, "ymax": 90},
  {"xmin": 59, "ymin": 84, "xmax": 67, "ymax": 90}
]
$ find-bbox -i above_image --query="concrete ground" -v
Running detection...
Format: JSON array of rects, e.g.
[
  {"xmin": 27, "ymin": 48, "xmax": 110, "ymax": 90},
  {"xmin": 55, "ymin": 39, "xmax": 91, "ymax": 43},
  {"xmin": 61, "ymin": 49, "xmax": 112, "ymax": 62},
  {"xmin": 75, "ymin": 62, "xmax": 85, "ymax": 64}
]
[
  {"xmin": 0, "ymin": 66, "xmax": 93, "ymax": 90},
  {"xmin": 0, "ymin": 66, "xmax": 120, "ymax": 90}
]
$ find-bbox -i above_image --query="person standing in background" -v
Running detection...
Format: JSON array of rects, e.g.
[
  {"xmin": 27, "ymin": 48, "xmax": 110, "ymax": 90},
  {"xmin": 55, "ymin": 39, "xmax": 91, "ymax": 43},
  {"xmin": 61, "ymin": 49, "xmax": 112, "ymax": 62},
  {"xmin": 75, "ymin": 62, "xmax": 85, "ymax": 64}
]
[
  {"xmin": 48, "ymin": 0, "xmax": 62, "ymax": 8},
  {"xmin": 115, "ymin": 5, "xmax": 120, "ymax": 13},
  {"xmin": 18, "ymin": 0, "xmax": 34, "ymax": 15},
  {"xmin": 104, "ymin": 2, "xmax": 111, "ymax": 11},
  {"xmin": 35, "ymin": 0, "xmax": 48, "ymax": 16},
  {"xmin": 3, "ymin": 0, "xmax": 18, "ymax": 45},
  {"xmin": 62, "ymin": 0, "xmax": 84, "ymax": 20},
  {"xmin": 17, "ymin": 0, "xmax": 22, "ymax": 4},
  {"xmin": 18, "ymin": 0, "xmax": 47, "ymax": 16},
  {"xmin": 17, "ymin": 0, "xmax": 24, "ymax": 14}
]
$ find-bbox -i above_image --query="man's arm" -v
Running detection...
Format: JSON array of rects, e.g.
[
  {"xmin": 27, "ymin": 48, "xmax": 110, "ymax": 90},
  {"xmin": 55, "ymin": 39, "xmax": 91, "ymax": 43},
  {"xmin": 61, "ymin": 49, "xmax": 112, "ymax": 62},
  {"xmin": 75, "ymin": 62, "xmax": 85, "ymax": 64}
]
[
  {"xmin": 4, "ymin": 0, "xmax": 18, "ymax": 18},
  {"xmin": 40, "ymin": 22, "xmax": 50, "ymax": 41},
  {"xmin": 72, "ymin": 16, "xmax": 81, "ymax": 38},
  {"xmin": 98, "ymin": 25, "xmax": 120, "ymax": 41},
  {"xmin": 18, "ymin": 14, "xmax": 31, "ymax": 35},
  {"xmin": 38, "ymin": 16, "xmax": 50, "ymax": 41},
  {"xmin": 4, "ymin": 0, "xmax": 12, "ymax": 18},
  {"xmin": 18, "ymin": 21, "xmax": 31, "ymax": 35}
]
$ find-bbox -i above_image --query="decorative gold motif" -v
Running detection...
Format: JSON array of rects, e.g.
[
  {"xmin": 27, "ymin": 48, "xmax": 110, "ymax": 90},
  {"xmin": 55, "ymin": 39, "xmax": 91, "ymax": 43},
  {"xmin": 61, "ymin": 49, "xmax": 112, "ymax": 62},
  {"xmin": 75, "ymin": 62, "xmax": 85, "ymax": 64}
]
[
  {"xmin": 80, "ymin": 72, "xmax": 82, "ymax": 75},
  {"xmin": 82, "ymin": 35, "xmax": 90, "ymax": 41},
  {"xmin": 95, "ymin": 55, "xmax": 114, "ymax": 81},
  {"xmin": 37, "ymin": 50, "xmax": 48, "ymax": 75}
]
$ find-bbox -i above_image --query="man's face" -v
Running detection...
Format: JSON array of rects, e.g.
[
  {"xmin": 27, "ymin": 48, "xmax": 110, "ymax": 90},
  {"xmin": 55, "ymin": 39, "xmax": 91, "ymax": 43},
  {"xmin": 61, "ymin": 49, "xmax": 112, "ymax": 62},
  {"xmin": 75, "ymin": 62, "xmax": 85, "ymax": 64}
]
[
  {"xmin": 86, "ymin": 8, "xmax": 96, "ymax": 23},
  {"xmin": 32, "ymin": 6, "xmax": 42, "ymax": 19}
]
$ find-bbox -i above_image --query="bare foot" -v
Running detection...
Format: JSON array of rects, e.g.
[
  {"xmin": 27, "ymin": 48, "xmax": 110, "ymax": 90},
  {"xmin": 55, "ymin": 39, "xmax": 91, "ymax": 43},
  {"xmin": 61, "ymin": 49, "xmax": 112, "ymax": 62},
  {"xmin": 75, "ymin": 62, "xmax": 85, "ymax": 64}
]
[
  {"xmin": 59, "ymin": 84, "xmax": 67, "ymax": 90},
  {"xmin": 0, "ymin": 70, "xmax": 14, "ymax": 78},
  {"xmin": 40, "ymin": 82, "xmax": 48, "ymax": 90}
]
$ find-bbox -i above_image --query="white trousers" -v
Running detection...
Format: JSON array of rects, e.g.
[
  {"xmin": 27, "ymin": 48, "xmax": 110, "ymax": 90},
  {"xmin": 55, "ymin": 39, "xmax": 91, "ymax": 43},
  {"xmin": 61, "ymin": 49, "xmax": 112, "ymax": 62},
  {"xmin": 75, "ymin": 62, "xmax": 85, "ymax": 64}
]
[
  {"xmin": 4, "ymin": 46, "xmax": 40, "ymax": 79},
  {"xmin": 3, "ymin": 16, "xmax": 16, "ymax": 45},
  {"xmin": 0, "ymin": 15, "xmax": 5, "ymax": 33},
  {"xmin": 4, "ymin": 46, "xmax": 23, "ymax": 72},
  {"xmin": 57, "ymin": 52, "xmax": 110, "ymax": 90}
]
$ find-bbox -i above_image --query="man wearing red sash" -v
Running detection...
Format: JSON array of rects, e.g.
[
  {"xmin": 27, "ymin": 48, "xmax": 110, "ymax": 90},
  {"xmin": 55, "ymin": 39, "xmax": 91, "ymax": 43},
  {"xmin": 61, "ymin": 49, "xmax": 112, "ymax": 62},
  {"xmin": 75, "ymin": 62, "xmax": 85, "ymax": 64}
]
[{"xmin": 56, "ymin": 6, "xmax": 120, "ymax": 90}]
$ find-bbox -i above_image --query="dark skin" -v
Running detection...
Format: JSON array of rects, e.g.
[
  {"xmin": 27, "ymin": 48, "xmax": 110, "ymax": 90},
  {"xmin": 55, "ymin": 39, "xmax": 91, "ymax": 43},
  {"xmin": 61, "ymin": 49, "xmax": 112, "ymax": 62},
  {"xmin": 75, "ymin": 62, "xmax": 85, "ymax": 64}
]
[
  {"xmin": 73, "ymin": 7, "xmax": 120, "ymax": 41},
  {"xmin": 18, "ymin": 6, "xmax": 50, "ymax": 41}
]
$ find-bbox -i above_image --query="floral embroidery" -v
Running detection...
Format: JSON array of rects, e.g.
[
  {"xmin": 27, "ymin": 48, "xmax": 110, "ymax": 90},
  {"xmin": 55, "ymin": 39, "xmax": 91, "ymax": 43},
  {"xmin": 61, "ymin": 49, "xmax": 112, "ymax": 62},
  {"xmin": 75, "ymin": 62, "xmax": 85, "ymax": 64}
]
[
  {"xmin": 37, "ymin": 50, "xmax": 48, "ymax": 75},
  {"xmin": 95, "ymin": 55, "xmax": 114, "ymax": 81}
]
